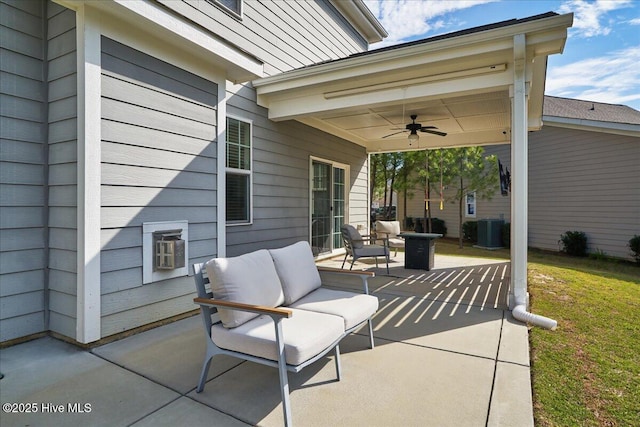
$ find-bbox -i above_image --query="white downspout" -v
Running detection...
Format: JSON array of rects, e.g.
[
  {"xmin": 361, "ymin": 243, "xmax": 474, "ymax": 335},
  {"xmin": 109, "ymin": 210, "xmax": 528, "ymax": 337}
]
[{"xmin": 510, "ymin": 34, "xmax": 557, "ymax": 330}]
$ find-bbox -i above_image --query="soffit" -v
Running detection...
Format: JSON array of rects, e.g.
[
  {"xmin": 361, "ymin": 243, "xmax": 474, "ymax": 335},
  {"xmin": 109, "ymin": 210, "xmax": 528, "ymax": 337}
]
[
  {"xmin": 58, "ymin": 0, "xmax": 264, "ymax": 83},
  {"xmin": 254, "ymin": 13, "xmax": 573, "ymax": 153}
]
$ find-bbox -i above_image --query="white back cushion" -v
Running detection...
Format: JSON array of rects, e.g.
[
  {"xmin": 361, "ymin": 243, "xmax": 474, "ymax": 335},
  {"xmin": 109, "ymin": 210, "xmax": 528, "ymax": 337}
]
[
  {"xmin": 269, "ymin": 241, "xmax": 322, "ymax": 305},
  {"xmin": 376, "ymin": 220, "xmax": 401, "ymax": 237},
  {"xmin": 205, "ymin": 249, "xmax": 285, "ymax": 328}
]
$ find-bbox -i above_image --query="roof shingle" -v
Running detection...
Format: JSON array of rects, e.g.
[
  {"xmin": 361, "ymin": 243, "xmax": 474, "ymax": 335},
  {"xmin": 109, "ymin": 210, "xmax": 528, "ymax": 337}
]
[{"xmin": 543, "ymin": 96, "xmax": 640, "ymax": 125}]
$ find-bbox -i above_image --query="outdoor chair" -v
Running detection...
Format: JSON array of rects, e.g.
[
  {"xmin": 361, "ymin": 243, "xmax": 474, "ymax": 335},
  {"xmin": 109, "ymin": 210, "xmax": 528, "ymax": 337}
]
[
  {"xmin": 340, "ymin": 224, "xmax": 389, "ymax": 274},
  {"xmin": 375, "ymin": 220, "xmax": 405, "ymax": 257},
  {"xmin": 192, "ymin": 241, "xmax": 378, "ymax": 426}
]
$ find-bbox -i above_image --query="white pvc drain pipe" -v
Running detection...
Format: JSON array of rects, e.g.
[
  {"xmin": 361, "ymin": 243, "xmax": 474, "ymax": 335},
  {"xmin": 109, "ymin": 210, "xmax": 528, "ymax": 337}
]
[{"xmin": 512, "ymin": 304, "xmax": 557, "ymax": 330}]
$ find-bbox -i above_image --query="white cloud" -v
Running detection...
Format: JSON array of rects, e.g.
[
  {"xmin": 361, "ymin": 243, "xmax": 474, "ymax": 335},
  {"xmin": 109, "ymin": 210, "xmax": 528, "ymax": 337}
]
[
  {"xmin": 558, "ymin": 0, "xmax": 633, "ymax": 37},
  {"xmin": 546, "ymin": 46, "xmax": 640, "ymax": 106},
  {"xmin": 363, "ymin": 0, "xmax": 497, "ymax": 47},
  {"xmin": 629, "ymin": 17, "xmax": 640, "ymax": 25}
]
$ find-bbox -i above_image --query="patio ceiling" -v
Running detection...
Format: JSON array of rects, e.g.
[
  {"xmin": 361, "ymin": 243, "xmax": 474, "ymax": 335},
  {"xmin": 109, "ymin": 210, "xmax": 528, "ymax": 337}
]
[{"xmin": 254, "ymin": 13, "xmax": 573, "ymax": 153}]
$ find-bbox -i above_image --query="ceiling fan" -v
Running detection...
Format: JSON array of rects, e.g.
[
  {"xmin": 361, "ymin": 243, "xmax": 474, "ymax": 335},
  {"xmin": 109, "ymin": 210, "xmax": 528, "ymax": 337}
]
[{"xmin": 382, "ymin": 114, "xmax": 447, "ymax": 145}]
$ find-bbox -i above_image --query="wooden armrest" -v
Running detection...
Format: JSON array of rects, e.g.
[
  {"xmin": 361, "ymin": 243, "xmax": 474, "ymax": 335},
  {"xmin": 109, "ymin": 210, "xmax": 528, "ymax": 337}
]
[
  {"xmin": 194, "ymin": 297, "xmax": 292, "ymax": 318},
  {"xmin": 317, "ymin": 266, "xmax": 375, "ymax": 277}
]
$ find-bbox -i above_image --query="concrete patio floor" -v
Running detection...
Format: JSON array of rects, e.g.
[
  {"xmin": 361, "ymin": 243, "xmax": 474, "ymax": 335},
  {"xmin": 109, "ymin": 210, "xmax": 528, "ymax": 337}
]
[{"xmin": 0, "ymin": 253, "xmax": 533, "ymax": 427}]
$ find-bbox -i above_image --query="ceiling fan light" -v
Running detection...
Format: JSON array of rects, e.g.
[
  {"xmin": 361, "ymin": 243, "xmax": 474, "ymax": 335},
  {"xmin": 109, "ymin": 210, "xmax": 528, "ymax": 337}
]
[{"xmin": 408, "ymin": 132, "xmax": 419, "ymax": 144}]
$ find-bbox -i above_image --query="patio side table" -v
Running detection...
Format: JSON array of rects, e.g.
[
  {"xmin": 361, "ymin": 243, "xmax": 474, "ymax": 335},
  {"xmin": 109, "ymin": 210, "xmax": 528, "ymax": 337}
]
[{"xmin": 397, "ymin": 232, "xmax": 443, "ymax": 270}]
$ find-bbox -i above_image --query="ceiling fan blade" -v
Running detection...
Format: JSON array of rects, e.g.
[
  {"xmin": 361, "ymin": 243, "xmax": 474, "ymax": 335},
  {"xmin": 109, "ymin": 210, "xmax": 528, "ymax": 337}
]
[
  {"xmin": 382, "ymin": 130, "xmax": 407, "ymax": 138},
  {"xmin": 419, "ymin": 126, "xmax": 437, "ymax": 131},
  {"xmin": 421, "ymin": 129, "xmax": 448, "ymax": 137}
]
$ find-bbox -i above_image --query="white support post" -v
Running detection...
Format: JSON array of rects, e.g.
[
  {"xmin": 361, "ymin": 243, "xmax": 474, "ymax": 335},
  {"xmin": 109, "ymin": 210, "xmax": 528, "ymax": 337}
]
[
  {"xmin": 510, "ymin": 34, "xmax": 529, "ymax": 309},
  {"xmin": 217, "ymin": 81, "xmax": 227, "ymax": 257},
  {"xmin": 76, "ymin": 5, "xmax": 102, "ymax": 343}
]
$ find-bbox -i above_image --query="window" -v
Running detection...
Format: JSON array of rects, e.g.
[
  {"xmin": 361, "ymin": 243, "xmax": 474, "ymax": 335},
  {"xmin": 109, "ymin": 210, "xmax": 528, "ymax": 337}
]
[
  {"xmin": 211, "ymin": 0, "xmax": 242, "ymax": 17},
  {"xmin": 226, "ymin": 117, "xmax": 251, "ymax": 224},
  {"xmin": 465, "ymin": 192, "xmax": 476, "ymax": 218}
]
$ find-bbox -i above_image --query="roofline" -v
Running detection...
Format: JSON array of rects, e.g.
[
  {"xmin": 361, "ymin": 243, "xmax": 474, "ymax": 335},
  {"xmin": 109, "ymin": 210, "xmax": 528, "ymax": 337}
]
[
  {"xmin": 253, "ymin": 12, "xmax": 572, "ymax": 88},
  {"xmin": 543, "ymin": 115, "xmax": 640, "ymax": 137},
  {"xmin": 358, "ymin": 12, "xmax": 559, "ymax": 57},
  {"xmin": 329, "ymin": 0, "xmax": 388, "ymax": 44}
]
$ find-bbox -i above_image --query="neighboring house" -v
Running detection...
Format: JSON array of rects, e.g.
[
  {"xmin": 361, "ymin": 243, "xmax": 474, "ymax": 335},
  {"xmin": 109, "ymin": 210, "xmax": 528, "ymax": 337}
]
[
  {"xmin": 399, "ymin": 96, "xmax": 640, "ymax": 261},
  {"xmin": 1, "ymin": 0, "xmax": 572, "ymax": 345}
]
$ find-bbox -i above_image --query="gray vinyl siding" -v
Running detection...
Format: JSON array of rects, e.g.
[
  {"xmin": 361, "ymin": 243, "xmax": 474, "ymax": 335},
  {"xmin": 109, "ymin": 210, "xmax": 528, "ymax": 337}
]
[
  {"xmin": 46, "ymin": 2, "xmax": 77, "ymax": 339},
  {"xmin": 224, "ymin": 83, "xmax": 369, "ymax": 257},
  {"xmin": 157, "ymin": 0, "xmax": 371, "ymax": 257},
  {"xmin": 100, "ymin": 37, "xmax": 218, "ymax": 337},
  {"xmin": 159, "ymin": 0, "xmax": 367, "ymax": 76},
  {"xmin": 528, "ymin": 126, "xmax": 639, "ymax": 260},
  {"xmin": 0, "ymin": 0, "xmax": 47, "ymax": 341}
]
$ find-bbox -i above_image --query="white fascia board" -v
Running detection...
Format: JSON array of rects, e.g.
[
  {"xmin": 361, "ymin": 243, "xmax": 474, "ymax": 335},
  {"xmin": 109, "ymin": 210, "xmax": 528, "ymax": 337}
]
[
  {"xmin": 115, "ymin": 0, "xmax": 263, "ymax": 82},
  {"xmin": 543, "ymin": 116, "xmax": 640, "ymax": 137},
  {"xmin": 255, "ymin": 38, "xmax": 513, "ymax": 96},
  {"xmin": 329, "ymin": 0, "xmax": 388, "ymax": 43},
  {"xmin": 254, "ymin": 13, "xmax": 572, "ymax": 93},
  {"xmin": 57, "ymin": 0, "xmax": 263, "ymax": 82}
]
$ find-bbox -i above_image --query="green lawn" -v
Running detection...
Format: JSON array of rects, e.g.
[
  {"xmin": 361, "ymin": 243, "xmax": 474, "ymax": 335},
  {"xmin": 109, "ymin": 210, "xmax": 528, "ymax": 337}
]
[{"xmin": 436, "ymin": 240, "xmax": 640, "ymax": 426}]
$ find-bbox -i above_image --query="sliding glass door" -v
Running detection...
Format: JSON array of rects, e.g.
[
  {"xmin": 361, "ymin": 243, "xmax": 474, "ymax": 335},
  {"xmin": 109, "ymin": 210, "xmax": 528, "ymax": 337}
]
[{"xmin": 311, "ymin": 159, "xmax": 347, "ymax": 256}]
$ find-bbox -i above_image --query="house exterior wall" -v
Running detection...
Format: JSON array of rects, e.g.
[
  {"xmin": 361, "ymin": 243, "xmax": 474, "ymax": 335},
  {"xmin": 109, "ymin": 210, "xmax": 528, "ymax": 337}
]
[
  {"xmin": 163, "ymin": 0, "xmax": 372, "ymax": 255},
  {"xmin": 46, "ymin": 1, "xmax": 78, "ymax": 339},
  {"xmin": 1, "ymin": 0, "xmax": 372, "ymax": 343},
  {"xmin": 99, "ymin": 36, "xmax": 219, "ymax": 337},
  {"xmin": 1, "ymin": 0, "xmax": 49, "ymax": 341},
  {"xmin": 527, "ymin": 125, "xmax": 639, "ymax": 260},
  {"xmin": 226, "ymin": 88, "xmax": 368, "ymax": 256},
  {"xmin": 400, "ymin": 126, "xmax": 639, "ymax": 261},
  {"xmin": 159, "ymin": 0, "xmax": 367, "ymax": 76}
]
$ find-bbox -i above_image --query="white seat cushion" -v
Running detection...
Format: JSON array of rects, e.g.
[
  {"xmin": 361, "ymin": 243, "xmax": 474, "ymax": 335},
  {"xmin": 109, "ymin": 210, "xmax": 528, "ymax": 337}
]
[
  {"xmin": 205, "ymin": 250, "xmax": 285, "ymax": 328},
  {"xmin": 269, "ymin": 241, "xmax": 322, "ymax": 305},
  {"xmin": 387, "ymin": 237, "xmax": 405, "ymax": 248},
  {"xmin": 211, "ymin": 308, "xmax": 344, "ymax": 366},
  {"xmin": 289, "ymin": 288, "xmax": 379, "ymax": 331}
]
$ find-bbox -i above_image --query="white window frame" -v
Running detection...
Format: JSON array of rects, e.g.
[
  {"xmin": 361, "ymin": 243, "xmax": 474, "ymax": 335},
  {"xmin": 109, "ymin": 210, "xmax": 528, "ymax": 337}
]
[
  {"xmin": 209, "ymin": 0, "xmax": 243, "ymax": 19},
  {"xmin": 465, "ymin": 191, "xmax": 477, "ymax": 218},
  {"xmin": 225, "ymin": 115, "xmax": 253, "ymax": 226},
  {"xmin": 309, "ymin": 156, "xmax": 350, "ymax": 254}
]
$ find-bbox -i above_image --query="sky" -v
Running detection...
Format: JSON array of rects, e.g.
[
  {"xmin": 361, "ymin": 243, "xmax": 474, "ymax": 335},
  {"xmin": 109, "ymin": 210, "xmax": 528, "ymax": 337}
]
[{"xmin": 362, "ymin": 0, "xmax": 640, "ymax": 111}]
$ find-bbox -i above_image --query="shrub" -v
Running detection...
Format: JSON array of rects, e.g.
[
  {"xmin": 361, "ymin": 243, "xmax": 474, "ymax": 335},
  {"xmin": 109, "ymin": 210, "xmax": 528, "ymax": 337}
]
[
  {"xmin": 559, "ymin": 231, "xmax": 588, "ymax": 257},
  {"xmin": 404, "ymin": 217, "xmax": 415, "ymax": 231},
  {"xmin": 502, "ymin": 222, "xmax": 510, "ymax": 248},
  {"xmin": 430, "ymin": 218, "xmax": 447, "ymax": 237},
  {"xmin": 413, "ymin": 218, "xmax": 447, "ymax": 237},
  {"xmin": 462, "ymin": 221, "xmax": 478, "ymax": 243},
  {"xmin": 629, "ymin": 235, "xmax": 640, "ymax": 265}
]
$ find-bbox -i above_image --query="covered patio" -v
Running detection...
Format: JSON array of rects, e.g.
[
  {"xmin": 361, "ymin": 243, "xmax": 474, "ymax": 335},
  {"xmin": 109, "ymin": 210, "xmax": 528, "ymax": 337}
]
[
  {"xmin": 1, "ymin": 252, "xmax": 530, "ymax": 426},
  {"xmin": 254, "ymin": 12, "xmax": 572, "ymax": 318}
]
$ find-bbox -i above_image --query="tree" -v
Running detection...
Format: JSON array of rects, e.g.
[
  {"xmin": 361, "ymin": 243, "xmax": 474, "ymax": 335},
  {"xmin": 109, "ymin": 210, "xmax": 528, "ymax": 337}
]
[
  {"xmin": 394, "ymin": 151, "xmax": 422, "ymax": 228},
  {"xmin": 370, "ymin": 152, "xmax": 404, "ymax": 224}
]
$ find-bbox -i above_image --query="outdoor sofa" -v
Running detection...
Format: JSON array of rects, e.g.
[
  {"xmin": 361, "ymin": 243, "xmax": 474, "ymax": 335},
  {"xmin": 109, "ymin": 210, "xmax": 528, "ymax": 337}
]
[{"xmin": 192, "ymin": 241, "xmax": 378, "ymax": 426}]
